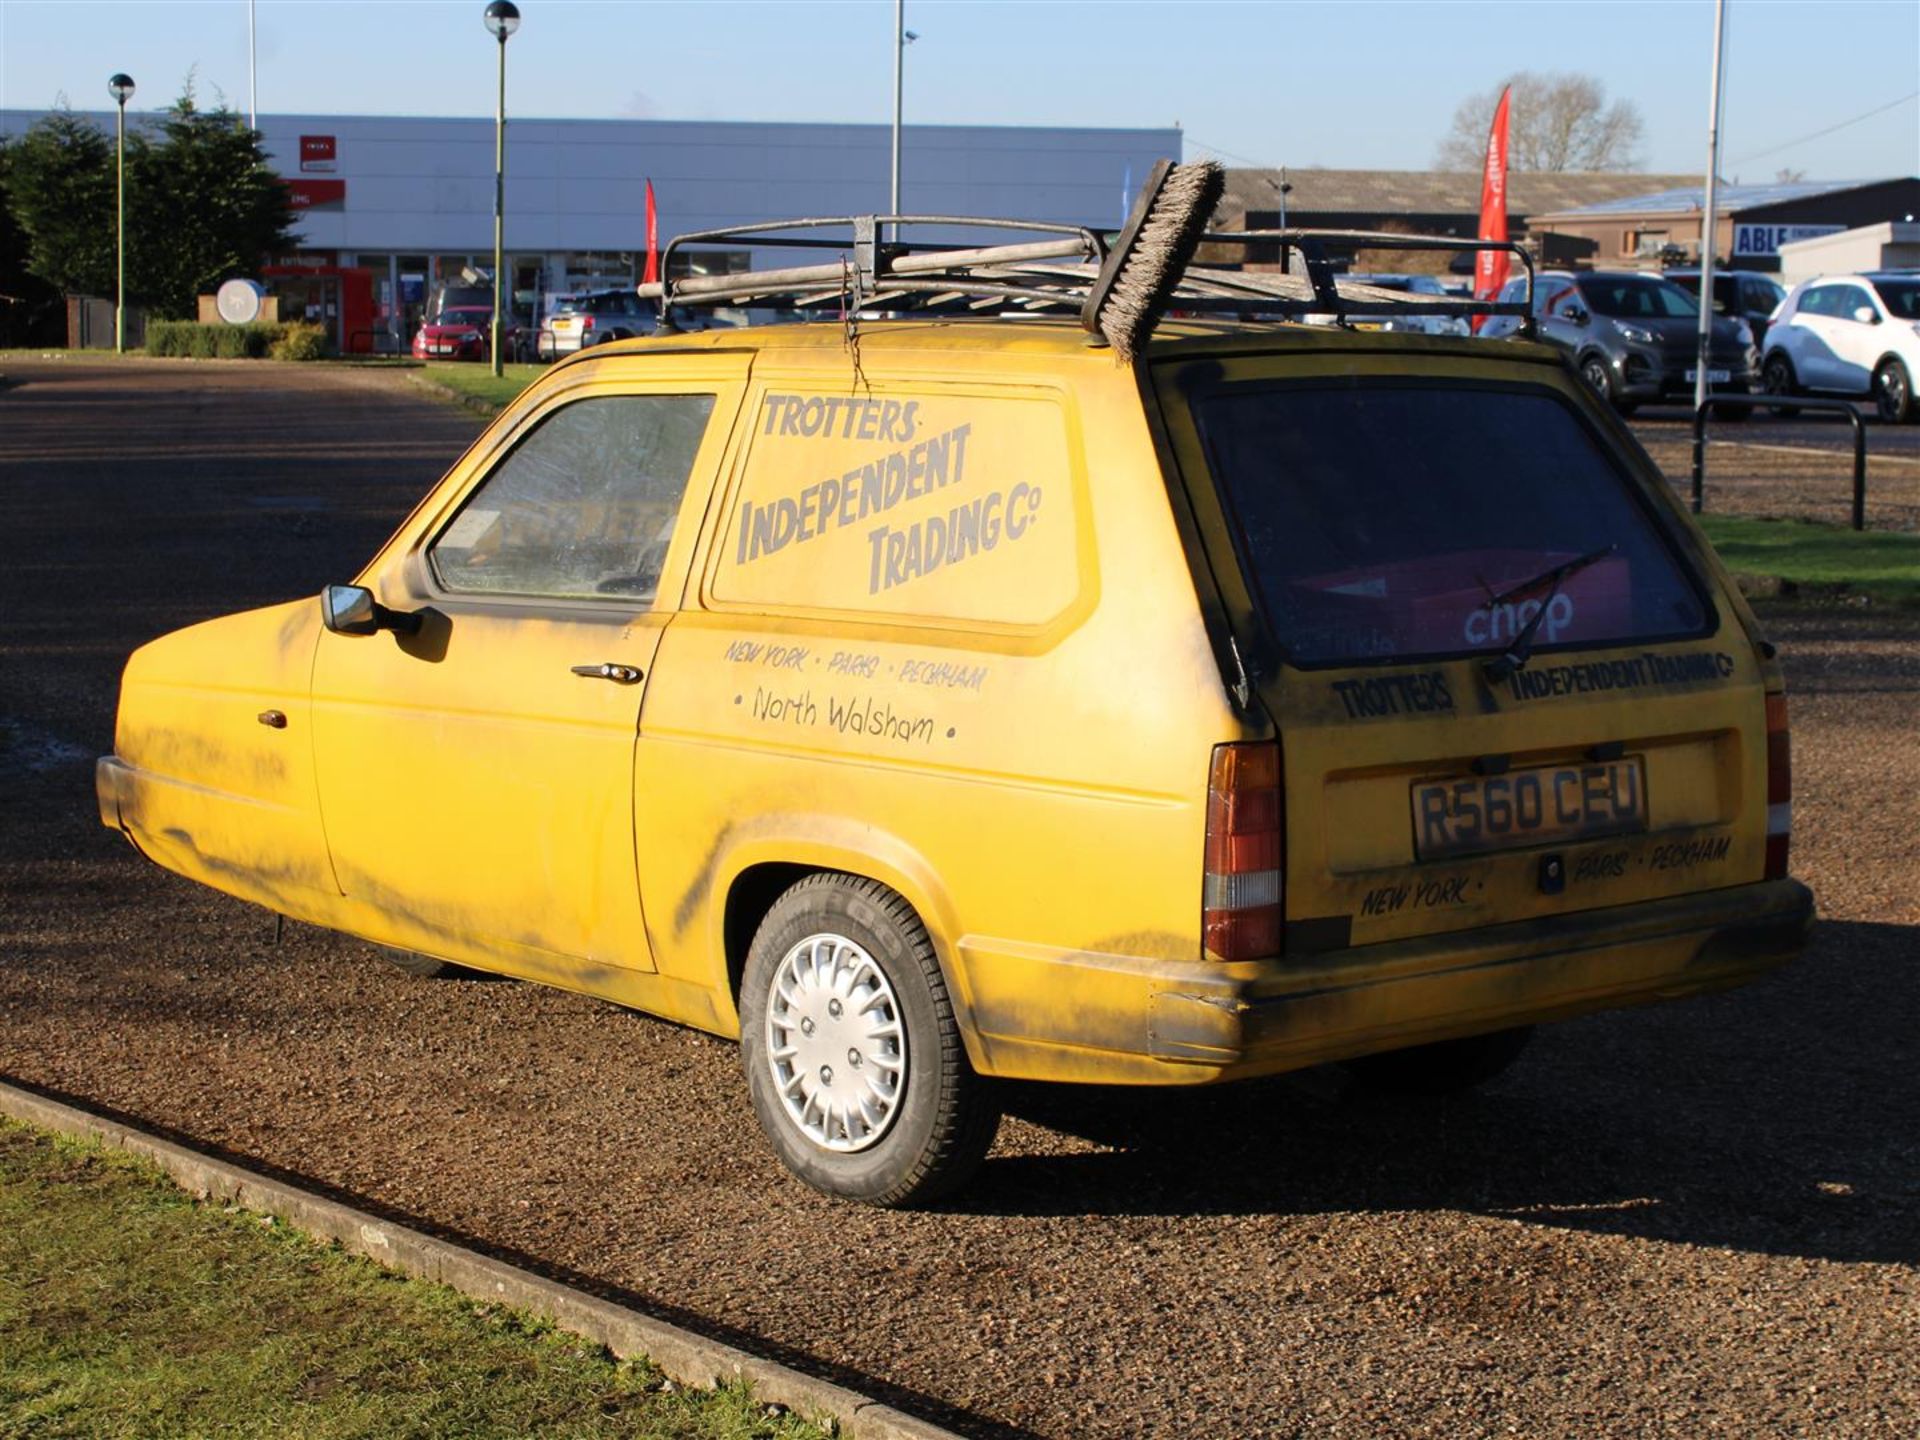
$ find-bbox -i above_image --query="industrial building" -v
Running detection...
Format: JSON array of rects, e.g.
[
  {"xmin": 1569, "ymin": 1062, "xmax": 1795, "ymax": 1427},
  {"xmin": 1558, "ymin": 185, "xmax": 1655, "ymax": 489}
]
[
  {"xmin": 0, "ymin": 108, "xmax": 1179, "ymax": 346},
  {"xmin": 1526, "ymin": 177, "xmax": 1920, "ymax": 272}
]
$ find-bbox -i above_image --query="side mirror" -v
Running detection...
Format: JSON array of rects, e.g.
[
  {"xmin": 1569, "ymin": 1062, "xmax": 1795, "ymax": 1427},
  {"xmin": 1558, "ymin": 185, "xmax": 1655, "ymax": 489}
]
[
  {"xmin": 1853, "ymin": 305, "xmax": 1880, "ymax": 325},
  {"xmin": 1562, "ymin": 304, "xmax": 1590, "ymax": 326},
  {"xmin": 321, "ymin": 584, "xmax": 420, "ymax": 636}
]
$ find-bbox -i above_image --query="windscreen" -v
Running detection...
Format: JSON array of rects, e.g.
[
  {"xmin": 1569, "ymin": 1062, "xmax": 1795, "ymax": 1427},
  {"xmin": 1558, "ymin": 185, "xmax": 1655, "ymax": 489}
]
[
  {"xmin": 1191, "ymin": 383, "xmax": 1712, "ymax": 665},
  {"xmin": 1875, "ymin": 280, "xmax": 1920, "ymax": 318},
  {"xmin": 1581, "ymin": 276, "xmax": 1698, "ymax": 319}
]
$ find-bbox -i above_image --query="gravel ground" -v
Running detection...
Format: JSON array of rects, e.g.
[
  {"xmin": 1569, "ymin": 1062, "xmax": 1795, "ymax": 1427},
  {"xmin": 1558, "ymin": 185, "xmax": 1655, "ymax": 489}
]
[{"xmin": 1, "ymin": 358, "xmax": 1916, "ymax": 1439}]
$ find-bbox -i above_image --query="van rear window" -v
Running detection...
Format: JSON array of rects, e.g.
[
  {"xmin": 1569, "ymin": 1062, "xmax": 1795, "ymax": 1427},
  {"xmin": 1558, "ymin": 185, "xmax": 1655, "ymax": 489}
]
[{"xmin": 1190, "ymin": 383, "xmax": 1711, "ymax": 666}]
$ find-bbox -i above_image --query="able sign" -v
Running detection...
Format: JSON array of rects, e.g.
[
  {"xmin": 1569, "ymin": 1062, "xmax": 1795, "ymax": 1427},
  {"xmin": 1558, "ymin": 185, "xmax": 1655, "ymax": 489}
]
[{"xmin": 1732, "ymin": 223, "xmax": 1842, "ymax": 258}]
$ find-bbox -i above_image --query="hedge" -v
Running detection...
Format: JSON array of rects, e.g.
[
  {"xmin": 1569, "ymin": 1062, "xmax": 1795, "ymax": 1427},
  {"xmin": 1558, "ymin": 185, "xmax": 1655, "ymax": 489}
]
[{"xmin": 145, "ymin": 320, "xmax": 332, "ymax": 360}]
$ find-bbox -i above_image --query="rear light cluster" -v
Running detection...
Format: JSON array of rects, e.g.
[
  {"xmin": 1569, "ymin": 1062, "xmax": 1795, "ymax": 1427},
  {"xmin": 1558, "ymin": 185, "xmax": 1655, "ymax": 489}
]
[
  {"xmin": 1764, "ymin": 691, "xmax": 1791, "ymax": 880},
  {"xmin": 580, "ymin": 315, "xmax": 596, "ymax": 333},
  {"xmin": 1203, "ymin": 742, "xmax": 1283, "ymax": 961}
]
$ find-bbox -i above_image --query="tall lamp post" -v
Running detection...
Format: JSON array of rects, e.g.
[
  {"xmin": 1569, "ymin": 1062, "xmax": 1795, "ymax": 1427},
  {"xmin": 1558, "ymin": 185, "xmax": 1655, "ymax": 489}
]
[
  {"xmin": 483, "ymin": 0, "xmax": 519, "ymax": 377},
  {"xmin": 108, "ymin": 73, "xmax": 135, "ymax": 353},
  {"xmin": 890, "ymin": 4, "xmax": 917, "ymax": 225}
]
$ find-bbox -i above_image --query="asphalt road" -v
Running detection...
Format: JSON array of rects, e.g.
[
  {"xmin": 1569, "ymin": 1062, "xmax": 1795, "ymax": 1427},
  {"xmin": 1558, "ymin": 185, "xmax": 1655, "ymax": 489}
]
[{"xmin": 2, "ymin": 357, "xmax": 1916, "ymax": 1439}]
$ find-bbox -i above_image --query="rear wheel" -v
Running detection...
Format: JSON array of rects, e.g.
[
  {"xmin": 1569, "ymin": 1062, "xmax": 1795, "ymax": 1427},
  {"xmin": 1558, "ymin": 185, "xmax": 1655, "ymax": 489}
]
[
  {"xmin": 1762, "ymin": 353, "xmax": 1802, "ymax": 418},
  {"xmin": 1875, "ymin": 358, "xmax": 1916, "ymax": 424},
  {"xmin": 739, "ymin": 874, "xmax": 1000, "ymax": 1207},
  {"xmin": 1346, "ymin": 1026, "xmax": 1535, "ymax": 1096}
]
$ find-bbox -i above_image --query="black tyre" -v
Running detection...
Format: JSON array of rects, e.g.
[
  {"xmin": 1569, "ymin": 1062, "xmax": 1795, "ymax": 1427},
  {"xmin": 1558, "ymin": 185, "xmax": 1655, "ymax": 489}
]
[
  {"xmin": 1762, "ymin": 353, "xmax": 1801, "ymax": 418},
  {"xmin": 376, "ymin": 943, "xmax": 466, "ymax": 979},
  {"xmin": 1875, "ymin": 358, "xmax": 1916, "ymax": 424},
  {"xmin": 739, "ymin": 873, "xmax": 1000, "ymax": 1207},
  {"xmin": 1345, "ymin": 1025, "xmax": 1535, "ymax": 1097},
  {"xmin": 1579, "ymin": 354, "xmax": 1633, "ymax": 415}
]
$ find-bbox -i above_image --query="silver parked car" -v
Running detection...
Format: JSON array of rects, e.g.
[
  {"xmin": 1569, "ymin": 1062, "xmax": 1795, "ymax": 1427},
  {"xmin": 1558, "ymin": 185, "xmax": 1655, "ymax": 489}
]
[{"xmin": 541, "ymin": 289, "xmax": 656, "ymax": 357}]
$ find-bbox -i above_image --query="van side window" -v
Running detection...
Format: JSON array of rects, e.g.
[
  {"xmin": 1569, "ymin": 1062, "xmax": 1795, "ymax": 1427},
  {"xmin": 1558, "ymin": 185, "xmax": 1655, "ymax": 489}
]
[{"xmin": 430, "ymin": 393, "xmax": 716, "ymax": 601}]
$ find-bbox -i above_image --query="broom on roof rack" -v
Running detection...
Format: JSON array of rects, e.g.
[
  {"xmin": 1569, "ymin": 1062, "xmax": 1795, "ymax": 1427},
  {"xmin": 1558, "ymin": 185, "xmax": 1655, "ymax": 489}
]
[{"xmin": 633, "ymin": 175, "xmax": 1536, "ymax": 349}]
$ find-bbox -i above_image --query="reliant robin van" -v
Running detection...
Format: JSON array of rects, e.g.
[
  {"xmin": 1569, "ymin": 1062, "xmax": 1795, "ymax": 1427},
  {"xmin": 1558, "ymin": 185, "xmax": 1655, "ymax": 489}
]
[{"xmin": 97, "ymin": 163, "xmax": 1813, "ymax": 1205}]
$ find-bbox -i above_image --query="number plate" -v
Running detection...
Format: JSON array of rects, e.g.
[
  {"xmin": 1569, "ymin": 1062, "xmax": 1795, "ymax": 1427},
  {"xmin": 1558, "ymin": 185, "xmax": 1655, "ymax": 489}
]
[
  {"xmin": 1685, "ymin": 368, "xmax": 1731, "ymax": 383},
  {"xmin": 1412, "ymin": 759, "xmax": 1646, "ymax": 861}
]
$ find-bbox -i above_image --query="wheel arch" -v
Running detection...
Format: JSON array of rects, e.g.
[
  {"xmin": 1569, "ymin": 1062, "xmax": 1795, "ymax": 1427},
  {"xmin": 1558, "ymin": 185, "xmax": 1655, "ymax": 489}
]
[{"xmin": 702, "ymin": 823, "xmax": 986, "ymax": 1068}]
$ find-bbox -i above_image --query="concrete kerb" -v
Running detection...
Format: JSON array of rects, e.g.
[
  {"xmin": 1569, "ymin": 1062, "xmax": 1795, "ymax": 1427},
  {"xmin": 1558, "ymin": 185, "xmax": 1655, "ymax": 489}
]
[{"xmin": 0, "ymin": 1080, "xmax": 963, "ymax": 1440}]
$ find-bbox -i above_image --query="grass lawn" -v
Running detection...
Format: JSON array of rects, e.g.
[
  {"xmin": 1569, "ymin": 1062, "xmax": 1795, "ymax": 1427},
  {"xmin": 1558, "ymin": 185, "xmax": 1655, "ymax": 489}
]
[
  {"xmin": 0, "ymin": 1121, "xmax": 833, "ymax": 1440},
  {"xmin": 419, "ymin": 362, "xmax": 547, "ymax": 410},
  {"xmin": 1698, "ymin": 514, "xmax": 1920, "ymax": 606}
]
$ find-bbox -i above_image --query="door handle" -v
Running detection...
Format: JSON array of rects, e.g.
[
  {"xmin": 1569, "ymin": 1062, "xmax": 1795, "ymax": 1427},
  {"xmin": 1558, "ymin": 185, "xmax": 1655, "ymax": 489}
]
[{"xmin": 571, "ymin": 662, "xmax": 643, "ymax": 684}]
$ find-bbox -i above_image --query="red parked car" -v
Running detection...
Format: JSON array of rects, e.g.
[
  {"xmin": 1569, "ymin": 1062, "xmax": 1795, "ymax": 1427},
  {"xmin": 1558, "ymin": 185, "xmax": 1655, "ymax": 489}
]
[{"xmin": 412, "ymin": 306, "xmax": 525, "ymax": 362}]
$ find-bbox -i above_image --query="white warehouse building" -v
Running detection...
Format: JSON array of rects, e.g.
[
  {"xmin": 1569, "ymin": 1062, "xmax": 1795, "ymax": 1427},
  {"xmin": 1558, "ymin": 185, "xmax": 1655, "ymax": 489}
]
[{"xmin": 1, "ymin": 109, "xmax": 1181, "ymax": 344}]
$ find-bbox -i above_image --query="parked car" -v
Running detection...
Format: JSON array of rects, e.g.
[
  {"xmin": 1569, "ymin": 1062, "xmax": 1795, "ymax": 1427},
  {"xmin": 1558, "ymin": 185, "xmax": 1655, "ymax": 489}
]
[
  {"xmin": 425, "ymin": 279, "xmax": 494, "ymax": 323},
  {"xmin": 1662, "ymin": 269, "xmax": 1788, "ymax": 347},
  {"xmin": 1486, "ymin": 269, "xmax": 1758, "ymax": 416},
  {"xmin": 411, "ymin": 305, "xmax": 528, "ymax": 362},
  {"xmin": 542, "ymin": 289, "xmax": 655, "ymax": 356},
  {"xmin": 1759, "ymin": 272, "xmax": 1920, "ymax": 423},
  {"xmin": 97, "ymin": 204, "xmax": 1810, "ymax": 1207},
  {"xmin": 1340, "ymin": 273, "xmax": 1471, "ymax": 336}
]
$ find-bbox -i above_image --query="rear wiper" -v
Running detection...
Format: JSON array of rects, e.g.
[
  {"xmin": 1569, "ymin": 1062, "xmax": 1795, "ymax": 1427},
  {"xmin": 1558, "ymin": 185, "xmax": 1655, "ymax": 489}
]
[{"xmin": 1479, "ymin": 545, "xmax": 1616, "ymax": 683}]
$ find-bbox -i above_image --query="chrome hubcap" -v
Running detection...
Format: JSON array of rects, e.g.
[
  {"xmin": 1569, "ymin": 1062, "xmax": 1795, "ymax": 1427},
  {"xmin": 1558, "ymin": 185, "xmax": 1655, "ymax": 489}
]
[{"xmin": 765, "ymin": 933, "xmax": 907, "ymax": 1153}]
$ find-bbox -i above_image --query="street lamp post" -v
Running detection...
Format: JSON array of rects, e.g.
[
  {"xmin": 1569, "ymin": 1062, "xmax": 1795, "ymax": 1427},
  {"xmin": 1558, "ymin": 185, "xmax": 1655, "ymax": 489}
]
[
  {"xmin": 483, "ymin": 0, "xmax": 520, "ymax": 377},
  {"xmin": 890, "ymin": 4, "xmax": 917, "ymax": 227},
  {"xmin": 108, "ymin": 73, "xmax": 135, "ymax": 353}
]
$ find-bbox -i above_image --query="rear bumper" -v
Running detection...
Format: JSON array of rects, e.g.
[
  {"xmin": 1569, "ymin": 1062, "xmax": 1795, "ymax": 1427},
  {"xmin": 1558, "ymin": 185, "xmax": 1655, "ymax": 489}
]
[{"xmin": 959, "ymin": 879, "xmax": 1813, "ymax": 1085}]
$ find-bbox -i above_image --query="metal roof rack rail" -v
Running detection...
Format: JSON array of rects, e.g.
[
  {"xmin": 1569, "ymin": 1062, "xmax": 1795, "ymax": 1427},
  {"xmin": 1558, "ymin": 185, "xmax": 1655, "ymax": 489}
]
[
  {"xmin": 633, "ymin": 211, "xmax": 1536, "ymax": 340},
  {"xmin": 636, "ymin": 215, "xmax": 1110, "ymax": 328}
]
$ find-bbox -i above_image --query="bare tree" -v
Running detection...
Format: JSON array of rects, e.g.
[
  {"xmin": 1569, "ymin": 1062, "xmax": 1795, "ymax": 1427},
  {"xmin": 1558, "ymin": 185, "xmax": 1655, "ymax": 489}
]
[{"xmin": 1435, "ymin": 72, "xmax": 1646, "ymax": 172}]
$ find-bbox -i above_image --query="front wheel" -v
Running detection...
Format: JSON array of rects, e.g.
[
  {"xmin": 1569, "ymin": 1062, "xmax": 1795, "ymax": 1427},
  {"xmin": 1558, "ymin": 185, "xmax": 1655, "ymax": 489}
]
[
  {"xmin": 1579, "ymin": 355, "xmax": 1633, "ymax": 416},
  {"xmin": 739, "ymin": 874, "xmax": 1000, "ymax": 1207},
  {"xmin": 376, "ymin": 944, "xmax": 471, "ymax": 979},
  {"xmin": 1762, "ymin": 353, "xmax": 1802, "ymax": 418},
  {"xmin": 1346, "ymin": 1026, "xmax": 1535, "ymax": 1097},
  {"xmin": 1875, "ymin": 358, "xmax": 1916, "ymax": 424}
]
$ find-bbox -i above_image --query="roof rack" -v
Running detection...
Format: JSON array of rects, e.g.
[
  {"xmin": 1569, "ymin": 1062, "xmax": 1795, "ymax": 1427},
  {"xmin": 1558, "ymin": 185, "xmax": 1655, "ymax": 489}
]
[{"xmin": 635, "ymin": 189, "xmax": 1534, "ymax": 344}]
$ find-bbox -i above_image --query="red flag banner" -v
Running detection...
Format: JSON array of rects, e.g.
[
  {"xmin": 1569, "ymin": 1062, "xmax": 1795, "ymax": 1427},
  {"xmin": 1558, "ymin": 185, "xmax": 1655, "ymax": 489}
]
[
  {"xmin": 1474, "ymin": 85, "xmax": 1513, "ymax": 320},
  {"xmin": 643, "ymin": 179, "xmax": 660, "ymax": 286}
]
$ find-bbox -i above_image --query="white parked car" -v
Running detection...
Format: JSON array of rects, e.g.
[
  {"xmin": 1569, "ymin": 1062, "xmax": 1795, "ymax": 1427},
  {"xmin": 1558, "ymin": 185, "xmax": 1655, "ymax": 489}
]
[{"xmin": 1760, "ymin": 272, "xmax": 1920, "ymax": 422}]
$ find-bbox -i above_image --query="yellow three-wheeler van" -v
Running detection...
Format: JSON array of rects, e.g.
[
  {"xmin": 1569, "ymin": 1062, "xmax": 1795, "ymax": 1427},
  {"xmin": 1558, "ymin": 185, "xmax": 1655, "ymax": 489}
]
[{"xmin": 97, "ymin": 189, "xmax": 1812, "ymax": 1205}]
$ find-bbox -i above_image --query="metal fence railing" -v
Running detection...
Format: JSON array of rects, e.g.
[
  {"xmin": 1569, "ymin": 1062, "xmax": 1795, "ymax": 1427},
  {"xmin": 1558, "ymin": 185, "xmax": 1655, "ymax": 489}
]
[{"xmin": 1691, "ymin": 395, "xmax": 1869, "ymax": 532}]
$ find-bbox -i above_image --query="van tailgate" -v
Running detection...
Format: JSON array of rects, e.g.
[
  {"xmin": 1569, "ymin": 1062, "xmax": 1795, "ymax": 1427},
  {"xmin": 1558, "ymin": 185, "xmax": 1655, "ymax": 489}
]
[
  {"xmin": 1273, "ymin": 643, "xmax": 1766, "ymax": 950},
  {"xmin": 1150, "ymin": 349, "xmax": 1772, "ymax": 951}
]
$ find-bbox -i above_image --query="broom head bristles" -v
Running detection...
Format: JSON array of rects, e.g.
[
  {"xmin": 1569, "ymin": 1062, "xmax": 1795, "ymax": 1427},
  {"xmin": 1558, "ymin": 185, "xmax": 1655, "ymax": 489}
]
[{"xmin": 1089, "ymin": 160, "xmax": 1224, "ymax": 362}]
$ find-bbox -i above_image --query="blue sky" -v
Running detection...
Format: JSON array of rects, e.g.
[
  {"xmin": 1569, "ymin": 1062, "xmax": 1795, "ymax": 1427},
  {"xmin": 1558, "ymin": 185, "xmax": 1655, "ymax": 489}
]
[{"xmin": 2, "ymin": 0, "xmax": 1915, "ymax": 180}]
